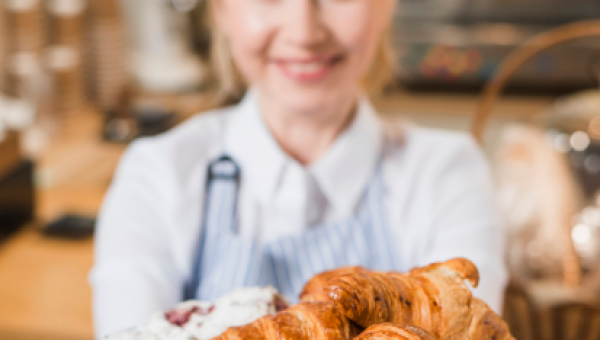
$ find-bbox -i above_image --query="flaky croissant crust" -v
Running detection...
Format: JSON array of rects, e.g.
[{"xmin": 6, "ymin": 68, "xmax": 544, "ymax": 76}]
[
  {"xmin": 216, "ymin": 258, "xmax": 513, "ymax": 340},
  {"xmin": 214, "ymin": 301, "xmax": 362, "ymax": 340},
  {"xmin": 355, "ymin": 323, "xmax": 438, "ymax": 340},
  {"xmin": 302, "ymin": 258, "xmax": 514, "ymax": 340}
]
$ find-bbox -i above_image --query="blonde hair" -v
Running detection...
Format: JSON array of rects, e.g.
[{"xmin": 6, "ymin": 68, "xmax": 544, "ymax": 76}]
[{"xmin": 205, "ymin": 1, "xmax": 396, "ymax": 106}]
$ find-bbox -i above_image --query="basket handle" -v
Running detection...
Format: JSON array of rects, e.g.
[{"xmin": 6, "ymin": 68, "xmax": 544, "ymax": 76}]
[
  {"xmin": 472, "ymin": 20, "xmax": 600, "ymax": 143},
  {"xmin": 471, "ymin": 20, "xmax": 600, "ymax": 287}
]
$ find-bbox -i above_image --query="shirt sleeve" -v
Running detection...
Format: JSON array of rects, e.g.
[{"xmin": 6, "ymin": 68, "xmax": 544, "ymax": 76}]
[
  {"xmin": 418, "ymin": 135, "xmax": 508, "ymax": 314},
  {"xmin": 90, "ymin": 139, "xmax": 182, "ymax": 339}
]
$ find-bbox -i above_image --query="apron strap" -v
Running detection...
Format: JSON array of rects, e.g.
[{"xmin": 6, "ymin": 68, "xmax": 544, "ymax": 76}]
[
  {"xmin": 184, "ymin": 154, "xmax": 241, "ymax": 300},
  {"xmin": 206, "ymin": 154, "xmax": 241, "ymax": 182}
]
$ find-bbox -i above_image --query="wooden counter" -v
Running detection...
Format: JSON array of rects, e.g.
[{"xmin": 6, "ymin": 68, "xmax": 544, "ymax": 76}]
[
  {"xmin": 0, "ymin": 229, "xmax": 95, "ymax": 340},
  {"xmin": 0, "ymin": 109, "xmax": 125, "ymax": 340}
]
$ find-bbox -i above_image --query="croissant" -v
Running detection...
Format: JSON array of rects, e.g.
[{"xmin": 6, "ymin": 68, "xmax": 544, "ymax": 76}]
[
  {"xmin": 214, "ymin": 301, "xmax": 362, "ymax": 340},
  {"xmin": 300, "ymin": 266, "xmax": 367, "ymax": 302},
  {"xmin": 465, "ymin": 298, "xmax": 513, "ymax": 340},
  {"xmin": 355, "ymin": 324, "xmax": 438, "ymax": 340},
  {"xmin": 320, "ymin": 269, "xmax": 442, "ymax": 334},
  {"xmin": 305, "ymin": 258, "xmax": 514, "ymax": 340}
]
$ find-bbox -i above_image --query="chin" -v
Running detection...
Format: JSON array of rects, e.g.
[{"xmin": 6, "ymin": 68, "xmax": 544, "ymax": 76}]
[{"xmin": 271, "ymin": 85, "xmax": 352, "ymax": 116}]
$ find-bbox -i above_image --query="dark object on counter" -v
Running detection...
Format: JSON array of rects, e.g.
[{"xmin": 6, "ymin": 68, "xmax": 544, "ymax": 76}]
[
  {"xmin": 103, "ymin": 88, "xmax": 176, "ymax": 143},
  {"xmin": 103, "ymin": 105, "xmax": 177, "ymax": 143},
  {"xmin": 0, "ymin": 145, "xmax": 35, "ymax": 242},
  {"xmin": 42, "ymin": 214, "xmax": 96, "ymax": 239},
  {"xmin": 103, "ymin": 87, "xmax": 137, "ymax": 143}
]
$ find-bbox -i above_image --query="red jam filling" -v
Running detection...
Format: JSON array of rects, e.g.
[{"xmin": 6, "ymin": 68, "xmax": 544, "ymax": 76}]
[
  {"xmin": 274, "ymin": 296, "xmax": 289, "ymax": 312},
  {"xmin": 165, "ymin": 304, "xmax": 215, "ymax": 327}
]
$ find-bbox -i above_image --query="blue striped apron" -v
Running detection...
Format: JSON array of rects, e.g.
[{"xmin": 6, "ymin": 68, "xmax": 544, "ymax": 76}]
[{"xmin": 186, "ymin": 155, "xmax": 399, "ymax": 303}]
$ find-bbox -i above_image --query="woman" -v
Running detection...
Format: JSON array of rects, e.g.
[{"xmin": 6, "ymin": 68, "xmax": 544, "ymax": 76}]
[{"xmin": 91, "ymin": 0, "xmax": 507, "ymax": 338}]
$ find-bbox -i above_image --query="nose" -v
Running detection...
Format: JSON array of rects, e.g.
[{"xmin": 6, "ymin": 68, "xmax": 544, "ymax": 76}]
[{"xmin": 282, "ymin": 0, "xmax": 328, "ymax": 48}]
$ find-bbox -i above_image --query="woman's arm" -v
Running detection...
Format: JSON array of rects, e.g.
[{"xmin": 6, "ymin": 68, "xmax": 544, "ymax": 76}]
[
  {"xmin": 90, "ymin": 140, "xmax": 183, "ymax": 338},
  {"xmin": 419, "ymin": 136, "xmax": 507, "ymax": 313}
]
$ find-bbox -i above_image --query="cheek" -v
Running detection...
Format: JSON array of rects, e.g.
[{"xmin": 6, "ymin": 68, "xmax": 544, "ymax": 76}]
[
  {"xmin": 327, "ymin": 8, "xmax": 386, "ymax": 78},
  {"xmin": 223, "ymin": 6, "xmax": 275, "ymax": 82}
]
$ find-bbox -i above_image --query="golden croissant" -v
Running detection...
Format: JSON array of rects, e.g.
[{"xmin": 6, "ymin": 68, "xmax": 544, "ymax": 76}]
[
  {"xmin": 299, "ymin": 266, "xmax": 367, "ymax": 302},
  {"xmin": 214, "ymin": 301, "xmax": 362, "ymax": 340},
  {"xmin": 303, "ymin": 258, "xmax": 514, "ymax": 340},
  {"xmin": 215, "ymin": 303, "xmax": 437, "ymax": 340},
  {"xmin": 355, "ymin": 323, "xmax": 438, "ymax": 340}
]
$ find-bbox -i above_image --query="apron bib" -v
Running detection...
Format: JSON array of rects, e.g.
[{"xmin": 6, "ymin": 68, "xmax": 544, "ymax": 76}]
[{"xmin": 186, "ymin": 155, "xmax": 399, "ymax": 303}]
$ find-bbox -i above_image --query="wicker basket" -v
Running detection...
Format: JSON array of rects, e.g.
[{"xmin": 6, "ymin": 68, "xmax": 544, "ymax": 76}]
[{"xmin": 472, "ymin": 20, "xmax": 600, "ymax": 287}]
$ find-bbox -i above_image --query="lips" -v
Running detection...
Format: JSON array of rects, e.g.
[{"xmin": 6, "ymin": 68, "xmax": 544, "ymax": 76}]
[{"xmin": 274, "ymin": 55, "xmax": 343, "ymax": 82}]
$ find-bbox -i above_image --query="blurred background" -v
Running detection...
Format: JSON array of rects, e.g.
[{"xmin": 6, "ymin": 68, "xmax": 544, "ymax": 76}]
[{"xmin": 1, "ymin": 0, "xmax": 600, "ymax": 339}]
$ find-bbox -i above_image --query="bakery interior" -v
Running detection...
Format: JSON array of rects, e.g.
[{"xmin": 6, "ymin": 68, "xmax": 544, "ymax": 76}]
[{"xmin": 1, "ymin": 0, "xmax": 600, "ymax": 339}]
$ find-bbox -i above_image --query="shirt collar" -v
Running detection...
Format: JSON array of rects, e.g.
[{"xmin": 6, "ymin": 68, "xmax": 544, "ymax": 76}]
[
  {"xmin": 309, "ymin": 98, "xmax": 383, "ymax": 218},
  {"xmin": 224, "ymin": 90, "xmax": 287, "ymax": 203},
  {"xmin": 224, "ymin": 90, "xmax": 383, "ymax": 217}
]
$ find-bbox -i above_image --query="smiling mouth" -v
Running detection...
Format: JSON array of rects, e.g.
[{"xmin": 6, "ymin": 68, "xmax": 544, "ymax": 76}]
[{"xmin": 274, "ymin": 55, "xmax": 344, "ymax": 82}]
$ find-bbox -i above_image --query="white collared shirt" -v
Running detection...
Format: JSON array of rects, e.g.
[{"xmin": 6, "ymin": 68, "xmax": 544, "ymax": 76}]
[{"xmin": 91, "ymin": 92, "xmax": 507, "ymax": 338}]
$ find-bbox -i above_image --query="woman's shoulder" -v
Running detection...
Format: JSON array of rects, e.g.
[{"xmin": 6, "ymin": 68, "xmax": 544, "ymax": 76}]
[
  {"xmin": 142, "ymin": 106, "xmax": 234, "ymax": 150},
  {"xmin": 381, "ymin": 122, "xmax": 494, "ymax": 217},
  {"xmin": 382, "ymin": 120, "xmax": 489, "ymax": 179},
  {"xmin": 386, "ymin": 120, "xmax": 483, "ymax": 159}
]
